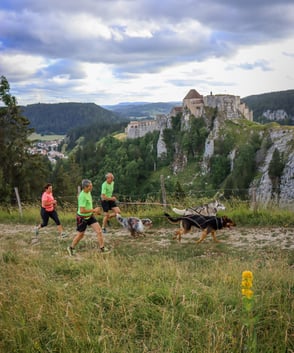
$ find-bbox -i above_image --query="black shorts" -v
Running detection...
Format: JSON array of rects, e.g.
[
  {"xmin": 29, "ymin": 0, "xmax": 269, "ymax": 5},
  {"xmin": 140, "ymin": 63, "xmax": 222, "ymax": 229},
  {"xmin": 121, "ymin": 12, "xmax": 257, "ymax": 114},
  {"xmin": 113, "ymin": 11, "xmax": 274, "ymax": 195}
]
[
  {"xmin": 101, "ymin": 200, "xmax": 117, "ymax": 212},
  {"xmin": 76, "ymin": 215, "xmax": 97, "ymax": 232}
]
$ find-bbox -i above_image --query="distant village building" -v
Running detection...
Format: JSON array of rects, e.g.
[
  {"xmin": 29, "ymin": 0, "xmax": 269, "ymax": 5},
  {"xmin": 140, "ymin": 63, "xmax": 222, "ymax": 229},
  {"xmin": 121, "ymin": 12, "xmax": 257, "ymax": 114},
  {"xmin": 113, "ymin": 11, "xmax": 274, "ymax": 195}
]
[{"xmin": 28, "ymin": 139, "xmax": 66, "ymax": 163}]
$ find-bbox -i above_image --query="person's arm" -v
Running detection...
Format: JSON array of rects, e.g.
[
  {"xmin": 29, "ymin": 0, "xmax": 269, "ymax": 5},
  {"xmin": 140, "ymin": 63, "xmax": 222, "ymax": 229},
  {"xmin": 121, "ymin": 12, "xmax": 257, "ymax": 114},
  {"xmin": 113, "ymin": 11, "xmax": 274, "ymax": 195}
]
[
  {"xmin": 79, "ymin": 206, "xmax": 101, "ymax": 214},
  {"xmin": 42, "ymin": 194, "xmax": 56, "ymax": 207},
  {"xmin": 101, "ymin": 193, "xmax": 116, "ymax": 201}
]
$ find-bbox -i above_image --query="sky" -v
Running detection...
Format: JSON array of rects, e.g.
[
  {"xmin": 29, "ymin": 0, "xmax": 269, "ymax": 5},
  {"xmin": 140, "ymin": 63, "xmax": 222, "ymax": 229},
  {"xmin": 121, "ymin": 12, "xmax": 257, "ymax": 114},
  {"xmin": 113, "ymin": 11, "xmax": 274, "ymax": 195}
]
[{"xmin": 1, "ymin": 0, "xmax": 294, "ymax": 106}]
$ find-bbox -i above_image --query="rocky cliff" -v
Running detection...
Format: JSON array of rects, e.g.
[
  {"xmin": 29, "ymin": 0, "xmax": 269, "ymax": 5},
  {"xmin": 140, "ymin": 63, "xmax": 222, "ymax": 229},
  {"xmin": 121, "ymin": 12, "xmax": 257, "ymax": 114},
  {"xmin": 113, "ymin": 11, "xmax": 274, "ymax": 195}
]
[
  {"xmin": 250, "ymin": 128, "xmax": 294, "ymax": 208},
  {"xmin": 170, "ymin": 110, "xmax": 294, "ymax": 208}
]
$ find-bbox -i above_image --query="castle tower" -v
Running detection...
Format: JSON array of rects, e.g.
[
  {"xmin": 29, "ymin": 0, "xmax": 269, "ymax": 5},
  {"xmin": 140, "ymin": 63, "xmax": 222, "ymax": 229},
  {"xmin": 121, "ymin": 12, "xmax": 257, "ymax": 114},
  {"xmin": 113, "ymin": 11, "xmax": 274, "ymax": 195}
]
[{"xmin": 183, "ymin": 89, "xmax": 204, "ymax": 117}]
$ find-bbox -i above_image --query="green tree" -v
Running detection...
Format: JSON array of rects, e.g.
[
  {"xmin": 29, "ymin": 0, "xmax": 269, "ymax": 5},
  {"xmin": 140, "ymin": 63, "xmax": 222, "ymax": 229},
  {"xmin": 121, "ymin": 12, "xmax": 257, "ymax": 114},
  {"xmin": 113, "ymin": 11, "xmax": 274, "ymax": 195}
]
[
  {"xmin": 268, "ymin": 148, "xmax": 285, "ymax": 196},
  {"xmin": 209, "ymin": 155, "xmax": 231, "ymax": 188},
  {"xmin": 0, "ymin": 76, "xmax": 51, "ymax": 202}
]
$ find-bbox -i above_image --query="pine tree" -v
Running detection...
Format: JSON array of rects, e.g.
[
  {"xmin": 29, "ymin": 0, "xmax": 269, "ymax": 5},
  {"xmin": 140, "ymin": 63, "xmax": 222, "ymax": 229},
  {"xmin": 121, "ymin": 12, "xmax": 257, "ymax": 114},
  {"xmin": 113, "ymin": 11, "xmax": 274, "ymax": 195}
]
[{"xmin": 0, "ymin": 76, "xmax": 50, "ymax": 202}]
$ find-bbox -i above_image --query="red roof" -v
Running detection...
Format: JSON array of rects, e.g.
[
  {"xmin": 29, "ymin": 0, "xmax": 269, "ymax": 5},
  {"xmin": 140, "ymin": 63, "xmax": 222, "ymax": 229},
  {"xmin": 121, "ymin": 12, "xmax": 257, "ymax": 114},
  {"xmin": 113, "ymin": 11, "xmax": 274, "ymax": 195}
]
[{"xmin": 184, "ymin": 89, "xmax": 203, "ymax": 99}]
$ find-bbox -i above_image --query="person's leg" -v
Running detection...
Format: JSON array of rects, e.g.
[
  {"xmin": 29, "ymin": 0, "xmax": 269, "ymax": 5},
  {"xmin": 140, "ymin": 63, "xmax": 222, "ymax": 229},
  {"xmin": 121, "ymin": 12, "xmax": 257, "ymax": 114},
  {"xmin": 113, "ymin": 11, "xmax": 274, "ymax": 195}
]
[
  {"xmin": 71, "ymin": 231, "xmax": 85, "ymax": 248},
  {"xmin": 101, "ymin": 200, "xmax": 110, "ymax": 230},
  {"xmin": 112, "ymin": 206, "xmax": 121, "ymax": 215},
  {"xmin": 50, "ymin": 210, "xmax": 65, "ymax": 236},
  {"xmin": 67, "ymin": 231, "xmax": 84, "ymax": 256},
  {"xmin": 91, "ymin": 222, "xmax": 104, "ymax": 250},
  {"xmin": 102, "ymin": 211, "xmax": 110, "ymax": 229},
  {"xmin": 41, "ymin": 208, "xmax": 49, "ymax": 227},
  {"xmin": 67, "ymin": 216, "xmax": 86, "ymax": 255},
  {"xmin": 103, "ymin": 203, "xmax": 121, "ymax": 229},
  {"xmin": 36, "ymin": 208, "xmax": 49, "ymax": 235}
]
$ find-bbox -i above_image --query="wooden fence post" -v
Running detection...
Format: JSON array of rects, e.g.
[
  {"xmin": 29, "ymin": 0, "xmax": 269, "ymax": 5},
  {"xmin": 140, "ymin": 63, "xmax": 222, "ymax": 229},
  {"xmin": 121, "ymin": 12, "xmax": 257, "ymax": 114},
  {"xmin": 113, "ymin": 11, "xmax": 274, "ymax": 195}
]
[
  {"xmin": 160, "ymin": 175, "xmax": 167, "ymax": 209},
  {"xmin": 14, "ymin": 187, "xmax": 23, "ymax": 218}
]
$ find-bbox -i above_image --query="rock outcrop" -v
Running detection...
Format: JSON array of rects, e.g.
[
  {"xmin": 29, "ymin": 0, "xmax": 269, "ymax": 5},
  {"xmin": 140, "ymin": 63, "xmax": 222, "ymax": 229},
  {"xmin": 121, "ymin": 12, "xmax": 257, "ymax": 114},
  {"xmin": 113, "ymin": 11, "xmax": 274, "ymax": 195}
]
[{"xmin": 249, "ymin": 128, "xmax": 294, "ymax": 208}]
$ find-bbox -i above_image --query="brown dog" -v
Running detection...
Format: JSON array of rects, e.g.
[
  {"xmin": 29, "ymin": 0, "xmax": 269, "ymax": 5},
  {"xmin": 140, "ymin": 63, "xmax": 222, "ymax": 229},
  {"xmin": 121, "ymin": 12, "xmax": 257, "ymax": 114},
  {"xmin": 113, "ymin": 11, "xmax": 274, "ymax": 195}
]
[{"xmin": 164, "ymin": 213, "xmax": 236, "ymax": 243}]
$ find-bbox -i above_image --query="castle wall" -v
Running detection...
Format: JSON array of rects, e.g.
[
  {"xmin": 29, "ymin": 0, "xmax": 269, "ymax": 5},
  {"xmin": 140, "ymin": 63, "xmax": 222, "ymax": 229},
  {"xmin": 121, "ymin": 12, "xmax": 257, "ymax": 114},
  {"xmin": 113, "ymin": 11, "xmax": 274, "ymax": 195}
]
[
  {"xmin": 203, "ymin": 94, "xmax": 252, "ymax": 121},
  {"xmin": 125, "ymin": 119, "xmax": 159, "ymax": 139}
]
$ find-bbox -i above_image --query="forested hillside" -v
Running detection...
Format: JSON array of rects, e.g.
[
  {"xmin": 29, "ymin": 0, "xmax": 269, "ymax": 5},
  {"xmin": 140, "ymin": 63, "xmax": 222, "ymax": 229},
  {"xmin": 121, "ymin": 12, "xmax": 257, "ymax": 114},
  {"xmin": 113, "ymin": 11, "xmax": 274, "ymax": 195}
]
[
  {"xmin": 21, "ymin": 102, "xmax": 128, "ymax": 134},
  {"xmin": 242, "ymin": 89, "xmax": 294, "ymax": 124}
]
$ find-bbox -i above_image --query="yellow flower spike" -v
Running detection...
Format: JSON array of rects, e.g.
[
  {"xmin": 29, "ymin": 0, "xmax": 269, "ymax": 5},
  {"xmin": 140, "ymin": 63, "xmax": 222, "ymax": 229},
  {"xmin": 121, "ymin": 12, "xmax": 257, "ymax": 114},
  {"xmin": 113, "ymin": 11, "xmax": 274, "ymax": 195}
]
[
  {"xmin": 242, "ymin": 271, "xmax": 253, "ymax": 281},
  {"xmin": 242, "ymin": 271, "xmax": 254, "ymax": 298},
  {"xmin": 241, "ymin": 270, "xmax": 256, "ymax": 352},
  {"xmin": 242, "ymin": 289, "xmax": 254, "ymax": 299},
  {"xmin": 242, "ymin": 279, "xmax": 253, "ymax": 288}
]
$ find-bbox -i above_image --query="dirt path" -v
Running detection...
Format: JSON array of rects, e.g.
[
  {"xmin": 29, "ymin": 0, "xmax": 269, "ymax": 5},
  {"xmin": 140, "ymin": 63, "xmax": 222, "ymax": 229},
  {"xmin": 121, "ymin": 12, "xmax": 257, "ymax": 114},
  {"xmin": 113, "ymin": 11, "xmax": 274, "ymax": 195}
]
[{"xmin": 1, "ymin": 223, "xmax": 294, "ymax": 250}]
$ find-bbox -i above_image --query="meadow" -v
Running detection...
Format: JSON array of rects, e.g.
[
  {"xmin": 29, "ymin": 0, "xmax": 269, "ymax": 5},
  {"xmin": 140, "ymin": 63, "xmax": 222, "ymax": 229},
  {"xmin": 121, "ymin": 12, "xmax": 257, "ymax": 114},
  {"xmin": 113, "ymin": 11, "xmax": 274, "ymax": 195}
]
[
  {"xmin": 28, "ymin": 133, "xmax": 65, "ymax": 141},
  {"xmin": 0, "ymin": 203, "xmax": 293, "ymax": 352}
]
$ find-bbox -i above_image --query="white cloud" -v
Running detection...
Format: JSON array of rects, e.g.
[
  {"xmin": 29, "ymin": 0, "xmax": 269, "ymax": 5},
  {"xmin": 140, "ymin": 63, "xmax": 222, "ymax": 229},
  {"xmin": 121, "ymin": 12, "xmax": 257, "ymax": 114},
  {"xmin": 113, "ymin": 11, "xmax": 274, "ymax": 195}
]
[{"xmin": 1, "ymin": 0, "xmax": 293, "ymax": 105}]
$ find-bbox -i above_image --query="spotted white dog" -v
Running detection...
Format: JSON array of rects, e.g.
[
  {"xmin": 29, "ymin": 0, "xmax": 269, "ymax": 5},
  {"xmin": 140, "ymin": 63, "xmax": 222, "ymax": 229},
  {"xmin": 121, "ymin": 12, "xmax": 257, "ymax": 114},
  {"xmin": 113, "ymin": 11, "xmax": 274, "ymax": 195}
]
[
  {"xmin": 172, "ymin": 200, "xmax": 226, "ymax": 217},
  {"xmin": 116, "ymin": 214, "xmax": 153, "ymax": 237}
]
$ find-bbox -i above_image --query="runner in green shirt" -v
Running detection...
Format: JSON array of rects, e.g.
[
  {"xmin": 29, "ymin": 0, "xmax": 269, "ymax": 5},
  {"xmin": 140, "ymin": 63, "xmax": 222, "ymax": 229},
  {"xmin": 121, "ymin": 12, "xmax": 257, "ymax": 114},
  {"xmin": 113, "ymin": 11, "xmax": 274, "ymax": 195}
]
[
  {"xmin": 101, "ymin": 172, "xmax": 121, "ymax": 233},
  {"xmin": 67, "ymin": 179, "xmax": 110, "ymax": 255}
]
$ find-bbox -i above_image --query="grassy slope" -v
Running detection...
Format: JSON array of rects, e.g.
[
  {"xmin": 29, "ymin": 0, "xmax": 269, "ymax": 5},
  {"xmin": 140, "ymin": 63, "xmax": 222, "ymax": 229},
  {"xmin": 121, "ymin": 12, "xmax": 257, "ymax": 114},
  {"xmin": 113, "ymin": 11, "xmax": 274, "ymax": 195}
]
[{"xmin": 0, "ymin": 205, "xmax": 294, "ymax": 352}]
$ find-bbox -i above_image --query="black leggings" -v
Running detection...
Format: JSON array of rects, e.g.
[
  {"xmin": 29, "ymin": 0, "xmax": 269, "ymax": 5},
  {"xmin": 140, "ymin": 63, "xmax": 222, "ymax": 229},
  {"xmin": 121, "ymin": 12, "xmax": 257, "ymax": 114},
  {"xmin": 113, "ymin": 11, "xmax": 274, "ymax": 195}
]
[{"xmin": 40, "ymin": 207, "xmax": 61, "ymax": 227}]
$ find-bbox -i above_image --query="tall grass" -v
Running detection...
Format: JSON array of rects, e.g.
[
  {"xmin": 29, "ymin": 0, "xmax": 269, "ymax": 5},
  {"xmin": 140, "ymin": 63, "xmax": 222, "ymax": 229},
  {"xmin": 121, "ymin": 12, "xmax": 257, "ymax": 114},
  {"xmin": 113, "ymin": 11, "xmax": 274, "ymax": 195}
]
[
  {"xmin": 0, "ymin": 217, "xmax": 293, "ymax": 352},
  {"xmin": 1, "ymin": 199, "xmax": 294, "ymax": 227}
]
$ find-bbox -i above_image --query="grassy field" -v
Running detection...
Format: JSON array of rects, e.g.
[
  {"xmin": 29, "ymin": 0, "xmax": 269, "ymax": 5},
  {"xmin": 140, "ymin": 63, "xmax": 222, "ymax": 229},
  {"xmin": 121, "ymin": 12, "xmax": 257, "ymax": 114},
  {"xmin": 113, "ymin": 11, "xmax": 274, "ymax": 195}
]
[
  {"xmin": 0, "ymin": 206, "xmax": 294, "ymax": 352},
  {"xmin": 29, "ymin": 133, "xmax": 65, "ymax": 141}
]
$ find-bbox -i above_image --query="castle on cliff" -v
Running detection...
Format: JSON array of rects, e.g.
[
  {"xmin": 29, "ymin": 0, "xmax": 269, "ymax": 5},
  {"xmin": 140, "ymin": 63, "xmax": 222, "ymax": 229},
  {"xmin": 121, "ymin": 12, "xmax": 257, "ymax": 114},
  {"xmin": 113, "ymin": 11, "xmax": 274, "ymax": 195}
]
[{"xmin": 125, "ymin": 89, "xmax": 253, "ymax": 139}]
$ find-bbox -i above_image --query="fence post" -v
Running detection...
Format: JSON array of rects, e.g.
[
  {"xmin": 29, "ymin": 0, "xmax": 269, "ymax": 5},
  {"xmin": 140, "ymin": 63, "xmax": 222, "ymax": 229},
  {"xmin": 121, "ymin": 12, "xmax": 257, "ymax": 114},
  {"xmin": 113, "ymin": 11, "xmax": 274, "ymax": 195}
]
[
  {"xmin": 14, "ymin": 187, "xmax": 23, "ymax": 218},
  {"xmin": 252, "ymin": 187, "xmax": 257, "ymax": 213},
  {"xmin": 160, "ymin": 175, "xmax": 167, "ymax": 209}
]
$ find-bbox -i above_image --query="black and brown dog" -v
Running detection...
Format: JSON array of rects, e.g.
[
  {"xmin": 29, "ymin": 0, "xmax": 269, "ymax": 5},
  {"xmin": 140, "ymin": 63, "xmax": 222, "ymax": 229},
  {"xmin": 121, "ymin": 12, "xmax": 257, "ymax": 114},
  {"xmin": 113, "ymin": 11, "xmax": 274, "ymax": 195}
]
[{"xmin": 164, "ymin": 213, "xmax": 236, "ymax": 243}]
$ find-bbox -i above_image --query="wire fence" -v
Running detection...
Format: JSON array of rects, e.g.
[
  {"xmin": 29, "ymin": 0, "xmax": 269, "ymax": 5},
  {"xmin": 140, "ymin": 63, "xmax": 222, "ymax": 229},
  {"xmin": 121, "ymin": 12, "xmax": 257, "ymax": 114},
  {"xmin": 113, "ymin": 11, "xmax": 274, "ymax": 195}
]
[{"xmin": 2, "ymin": 187, "xmax": 294, "ymax": 212}]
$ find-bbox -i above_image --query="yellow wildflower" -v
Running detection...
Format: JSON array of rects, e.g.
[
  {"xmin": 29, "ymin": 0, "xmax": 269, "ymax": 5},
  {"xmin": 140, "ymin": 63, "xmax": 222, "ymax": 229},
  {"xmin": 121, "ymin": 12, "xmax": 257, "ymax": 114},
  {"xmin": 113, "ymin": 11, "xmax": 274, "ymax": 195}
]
[
  {"xmin": 242, "ymin": 279, "xmax": 253, "ymax": 288},
  {"xmin": 241, "ymin": 271, "xmax": 254, "ymax": 299},
  {"xmin": 242, "ymin": 288, "xmax": 254, "ymax": 299},
  {"xmin": 242, "ymin": 271, "xmax": 253, "ymax": 281}
]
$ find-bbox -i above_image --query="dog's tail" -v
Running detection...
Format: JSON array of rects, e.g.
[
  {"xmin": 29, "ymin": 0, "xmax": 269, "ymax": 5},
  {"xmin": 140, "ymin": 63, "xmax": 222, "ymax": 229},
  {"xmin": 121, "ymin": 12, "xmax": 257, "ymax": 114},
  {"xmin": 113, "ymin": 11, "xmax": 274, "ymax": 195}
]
[
  {"xmin": 116, "ymin": 213, "xmax": 124, "ymax": 225},
  {"xmin": 164, "ymin": 213, "xmax": 182, "ymax": 224},
  {"xmin": 172, "ymin": 207, "xmax": 187, "ymax": 216}
]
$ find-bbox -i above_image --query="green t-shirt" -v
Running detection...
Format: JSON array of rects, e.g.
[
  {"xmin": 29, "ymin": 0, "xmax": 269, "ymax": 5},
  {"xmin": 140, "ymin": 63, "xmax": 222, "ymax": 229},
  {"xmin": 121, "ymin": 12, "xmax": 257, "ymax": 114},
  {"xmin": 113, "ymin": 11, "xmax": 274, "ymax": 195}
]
[
  {"xmin": 101, "ymin": 181, "xmax": 114, "ymax": 198},
  {"xmin": 77, "ymin": 190, "xmax": 93, "ymax": 217}
]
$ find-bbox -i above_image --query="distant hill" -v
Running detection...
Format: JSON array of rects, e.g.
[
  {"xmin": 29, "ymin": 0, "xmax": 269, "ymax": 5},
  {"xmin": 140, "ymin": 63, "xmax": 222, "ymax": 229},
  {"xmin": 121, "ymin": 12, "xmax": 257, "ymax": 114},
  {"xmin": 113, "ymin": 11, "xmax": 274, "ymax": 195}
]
[
  {"xmin": 242, "ymin": 90, "xmax": 294, "ymax": 125},
  {"xmin": 103, "ymin": 102, "xmax": 181, "ymax": 119},
  {"xmin": 106, "ymin": 91, "xmax": 294, "ymax": 125},
  {"xmin": 20, "ymin": 90, "xmax": 294, "ymax": 136},
  {"xmin": 21, "ymin": 102, "xmax": 127, "ymax": 135}
]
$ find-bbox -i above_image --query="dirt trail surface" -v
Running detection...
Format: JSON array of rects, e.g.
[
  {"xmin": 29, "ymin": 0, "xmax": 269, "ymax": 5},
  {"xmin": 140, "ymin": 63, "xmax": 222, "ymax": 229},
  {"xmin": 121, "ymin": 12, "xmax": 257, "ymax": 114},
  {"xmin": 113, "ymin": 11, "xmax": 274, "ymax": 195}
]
[{"xmin": 1, "ymin": 223, "xmax": 294, "ymax": 250}]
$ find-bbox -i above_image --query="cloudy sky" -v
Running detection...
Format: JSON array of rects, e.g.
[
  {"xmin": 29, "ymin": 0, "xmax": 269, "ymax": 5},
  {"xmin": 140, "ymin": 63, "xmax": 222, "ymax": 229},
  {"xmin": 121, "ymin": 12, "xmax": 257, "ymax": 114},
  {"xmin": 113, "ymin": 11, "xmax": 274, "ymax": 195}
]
[{"xmin": 1, "ymin": 0, "xmax": 294, "ymax": 106}]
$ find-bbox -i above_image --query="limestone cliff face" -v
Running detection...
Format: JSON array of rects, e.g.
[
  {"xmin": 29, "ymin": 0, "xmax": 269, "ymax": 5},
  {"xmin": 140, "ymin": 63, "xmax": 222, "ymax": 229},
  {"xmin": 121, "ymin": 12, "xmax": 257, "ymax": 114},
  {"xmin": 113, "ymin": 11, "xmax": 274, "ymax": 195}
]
[
  {"xmin": 172, "ymin": 111, "xmax": 294, "ymax": 206},
  {"xmin": 249, "ymin": 128, "xmax": 294, "ymax": 208}
]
